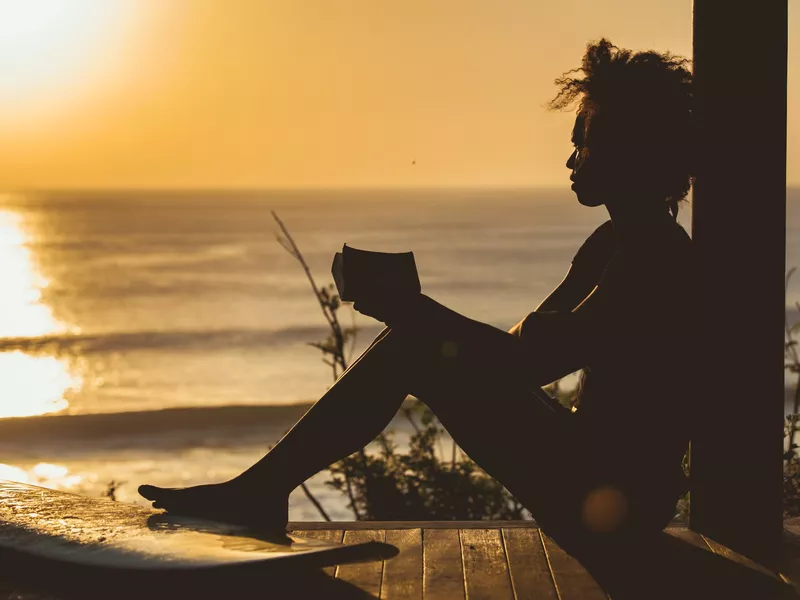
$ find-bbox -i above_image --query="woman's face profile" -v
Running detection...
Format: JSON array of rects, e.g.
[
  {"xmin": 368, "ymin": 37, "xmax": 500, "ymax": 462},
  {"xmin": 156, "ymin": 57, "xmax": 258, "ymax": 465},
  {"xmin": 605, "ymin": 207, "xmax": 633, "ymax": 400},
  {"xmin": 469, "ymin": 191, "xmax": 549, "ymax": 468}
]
[{"xmin": 566, "ymin": 112, "xmax": 633, "ymax": 208}]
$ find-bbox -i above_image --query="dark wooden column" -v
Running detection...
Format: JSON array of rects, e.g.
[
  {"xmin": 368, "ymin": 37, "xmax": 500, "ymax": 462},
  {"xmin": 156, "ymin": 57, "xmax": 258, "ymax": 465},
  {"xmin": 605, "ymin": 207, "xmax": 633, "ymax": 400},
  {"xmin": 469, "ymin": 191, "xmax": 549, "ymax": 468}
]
[{"xmin": 690, "ymin": 1, "xmax": 787, "ymax": 564}]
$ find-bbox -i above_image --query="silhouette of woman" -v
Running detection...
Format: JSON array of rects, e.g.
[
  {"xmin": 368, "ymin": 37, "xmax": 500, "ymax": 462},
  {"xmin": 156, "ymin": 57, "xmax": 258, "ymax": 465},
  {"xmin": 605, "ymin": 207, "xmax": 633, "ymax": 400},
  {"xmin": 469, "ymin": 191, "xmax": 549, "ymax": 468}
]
[{"xmin": 140, "ymin": 39, "xmax": 698, "ymax": 545}]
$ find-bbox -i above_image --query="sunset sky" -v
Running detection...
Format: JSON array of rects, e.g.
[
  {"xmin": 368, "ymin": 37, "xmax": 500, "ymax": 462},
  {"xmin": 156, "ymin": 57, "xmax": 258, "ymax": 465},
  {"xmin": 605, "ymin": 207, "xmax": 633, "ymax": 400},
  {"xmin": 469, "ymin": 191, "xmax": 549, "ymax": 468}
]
[{"xmin": 1, "ymin": 0, "xmax": 797, "ymax": 190}]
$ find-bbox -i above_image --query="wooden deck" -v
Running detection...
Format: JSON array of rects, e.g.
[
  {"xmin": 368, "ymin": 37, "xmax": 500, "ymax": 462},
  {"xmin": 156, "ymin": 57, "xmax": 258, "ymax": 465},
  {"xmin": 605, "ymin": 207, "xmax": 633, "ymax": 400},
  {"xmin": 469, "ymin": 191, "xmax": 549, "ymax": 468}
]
[
  {"xmin": 284, "ymin": 520, "xmax": 800, "ymax": 599},
  {"xmin": 3, "ymin": 520, "xmax": 800, "ymax": 599}
]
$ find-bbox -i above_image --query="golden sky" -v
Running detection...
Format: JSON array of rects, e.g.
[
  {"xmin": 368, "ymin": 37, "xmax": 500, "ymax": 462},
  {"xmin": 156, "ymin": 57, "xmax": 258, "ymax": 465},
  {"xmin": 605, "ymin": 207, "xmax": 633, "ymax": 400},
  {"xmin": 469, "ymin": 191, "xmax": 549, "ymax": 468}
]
[{"xmin": 0, "ymin": 0, "xmax": 797, "ymax": 189}]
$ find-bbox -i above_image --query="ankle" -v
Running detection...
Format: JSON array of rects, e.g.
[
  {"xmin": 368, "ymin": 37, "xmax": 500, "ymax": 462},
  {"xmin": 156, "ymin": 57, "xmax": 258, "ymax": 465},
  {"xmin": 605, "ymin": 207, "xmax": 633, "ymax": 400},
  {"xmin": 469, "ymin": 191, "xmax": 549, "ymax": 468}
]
[{"xmin": 230, "ymin": 470, "xmax": 294, "ymax": 500}]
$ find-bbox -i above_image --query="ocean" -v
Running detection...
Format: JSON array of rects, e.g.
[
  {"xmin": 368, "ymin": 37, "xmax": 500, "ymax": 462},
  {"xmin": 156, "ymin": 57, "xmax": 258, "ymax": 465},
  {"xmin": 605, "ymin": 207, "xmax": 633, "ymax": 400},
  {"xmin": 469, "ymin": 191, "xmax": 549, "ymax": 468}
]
[{"xmin": 0, "ymin": 187, "xmax": 797, "ymax": 520}]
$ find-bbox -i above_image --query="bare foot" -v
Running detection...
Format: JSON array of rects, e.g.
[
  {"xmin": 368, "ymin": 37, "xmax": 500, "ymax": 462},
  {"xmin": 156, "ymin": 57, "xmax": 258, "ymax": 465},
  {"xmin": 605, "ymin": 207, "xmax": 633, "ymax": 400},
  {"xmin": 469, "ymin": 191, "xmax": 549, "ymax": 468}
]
[{"xmin": 138, "ymin": 477, "xmax": 289, "ymax": 532}]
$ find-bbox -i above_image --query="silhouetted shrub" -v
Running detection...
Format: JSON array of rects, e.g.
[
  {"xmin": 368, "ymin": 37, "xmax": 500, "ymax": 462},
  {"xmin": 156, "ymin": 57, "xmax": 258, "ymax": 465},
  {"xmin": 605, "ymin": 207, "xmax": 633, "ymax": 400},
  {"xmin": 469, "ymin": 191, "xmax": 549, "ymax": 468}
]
[{"xmin": 784, "ymin": 269, "xmax": 800, "ymax": 517}]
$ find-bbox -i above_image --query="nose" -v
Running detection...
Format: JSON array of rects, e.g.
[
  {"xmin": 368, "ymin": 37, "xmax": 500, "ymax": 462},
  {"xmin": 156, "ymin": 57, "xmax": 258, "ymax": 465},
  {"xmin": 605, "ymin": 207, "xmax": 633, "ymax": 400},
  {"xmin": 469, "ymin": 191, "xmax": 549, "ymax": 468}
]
[{"xmin": 566, "ymin": 149, "xmax": 577, "ymax": 171}]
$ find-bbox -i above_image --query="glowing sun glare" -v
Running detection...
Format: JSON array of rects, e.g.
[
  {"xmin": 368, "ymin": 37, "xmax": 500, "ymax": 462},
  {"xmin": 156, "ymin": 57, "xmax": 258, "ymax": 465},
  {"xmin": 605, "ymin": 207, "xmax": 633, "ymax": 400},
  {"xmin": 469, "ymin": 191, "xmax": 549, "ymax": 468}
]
[{"xmin": 0, "ymin": 0, "xmax": 136, "ymax": 112}]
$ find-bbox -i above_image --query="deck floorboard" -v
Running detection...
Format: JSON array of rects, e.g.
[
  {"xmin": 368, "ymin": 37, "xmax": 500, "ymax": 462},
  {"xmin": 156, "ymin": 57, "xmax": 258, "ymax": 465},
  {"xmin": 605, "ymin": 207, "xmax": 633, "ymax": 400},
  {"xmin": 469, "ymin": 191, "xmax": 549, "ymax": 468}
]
[
  {"xmin": 289, "ymin": 523, "xmax": 800, "ymax": 599},
  {"xmin": 459, "ymin": 529, "xmax": 515, "ymax": 600},
  {"xmin": 422, "ymin": 528, "xmax": 466, "ymax": 600},
  {"xmin": 381, "ymin": 528, "xmax": 423, "ymax": 599},
  {"xmin": 5, "ymin": 522, "xmax": 800, "ymax": 599},
  {"xmin": 337, "ymin": 529, "xmax": 387, "ymax": 597},
  {"xmin": 502, "ymin": 527, "xmax": 559, "ymax": 600}
]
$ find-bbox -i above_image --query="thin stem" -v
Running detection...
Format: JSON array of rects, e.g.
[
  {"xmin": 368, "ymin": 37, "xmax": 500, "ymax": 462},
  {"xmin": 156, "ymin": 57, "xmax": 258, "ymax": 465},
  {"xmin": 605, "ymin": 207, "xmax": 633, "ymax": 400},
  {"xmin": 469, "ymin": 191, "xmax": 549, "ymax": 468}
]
[
  {"xmin": 272, "ymin": 211, "xmax": 334, "ymax": 329},
  {"xmin": 786, "ymin": 269, "xmax": 800, "ymax": 457},
  {"xmin": 272, "ymin": 211, "xmax": 348, "ymax": 376},
  {"xmin": 344, "ymin": 473, "xmax": 361, "ymax": 520},
  {"xmin": 300, "ymin": 482, "xmax": 331, "ymax": 521},
  {"xmin": 792, "ymin": 297, "xmax": 800, "ymax": 424},
  {"xmin": 347, "ymin": 310, "xmax": 359, "ymax": 364},
  {"xmin": 403, "ymin": 407, "xmax": 421, "ymax": 434},
  {"xmin": 437, "ymin": 429, "xmax": 446, "ymax": 463}
]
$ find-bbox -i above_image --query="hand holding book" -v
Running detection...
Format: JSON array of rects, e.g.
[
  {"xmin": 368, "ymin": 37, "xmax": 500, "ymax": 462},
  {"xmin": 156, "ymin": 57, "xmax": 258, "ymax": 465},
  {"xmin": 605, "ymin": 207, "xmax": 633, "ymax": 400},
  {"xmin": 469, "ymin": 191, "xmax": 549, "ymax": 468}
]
[{"xmin": 331, "ymin": 244, "xmax": 422, "ymax": 324}]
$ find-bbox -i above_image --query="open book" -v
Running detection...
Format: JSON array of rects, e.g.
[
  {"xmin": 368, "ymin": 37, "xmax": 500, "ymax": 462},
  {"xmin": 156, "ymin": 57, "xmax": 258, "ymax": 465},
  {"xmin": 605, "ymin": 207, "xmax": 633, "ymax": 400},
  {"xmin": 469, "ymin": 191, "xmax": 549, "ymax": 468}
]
[{"xmin": 331, "ymin": 244, "xmax": 421, "ymax": 303}]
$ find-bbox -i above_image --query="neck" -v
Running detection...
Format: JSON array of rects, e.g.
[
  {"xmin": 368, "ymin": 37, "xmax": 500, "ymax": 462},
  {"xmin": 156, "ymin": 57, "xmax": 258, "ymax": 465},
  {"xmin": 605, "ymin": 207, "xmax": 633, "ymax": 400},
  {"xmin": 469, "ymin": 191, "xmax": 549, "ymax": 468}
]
[{"xmin": 605, "ymin": 197, "xmax": 673, "ymax": 245}]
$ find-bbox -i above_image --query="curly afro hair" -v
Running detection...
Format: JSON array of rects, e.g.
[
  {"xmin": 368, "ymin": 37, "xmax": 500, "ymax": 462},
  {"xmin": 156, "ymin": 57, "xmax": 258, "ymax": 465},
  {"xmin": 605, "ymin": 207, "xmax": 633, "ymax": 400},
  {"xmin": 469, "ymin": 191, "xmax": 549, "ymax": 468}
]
[{"xmin": 549, "ymin": 38, "xmax": 694, "ymax": 219}]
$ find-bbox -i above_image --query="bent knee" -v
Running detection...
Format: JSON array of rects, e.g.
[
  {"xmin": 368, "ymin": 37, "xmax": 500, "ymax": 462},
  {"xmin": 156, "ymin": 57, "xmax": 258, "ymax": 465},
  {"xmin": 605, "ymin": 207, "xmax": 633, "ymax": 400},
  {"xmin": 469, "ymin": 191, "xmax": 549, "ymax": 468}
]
[{"xmin": 380, "ymin": 327, "xmax": 457, "ymax": 363}]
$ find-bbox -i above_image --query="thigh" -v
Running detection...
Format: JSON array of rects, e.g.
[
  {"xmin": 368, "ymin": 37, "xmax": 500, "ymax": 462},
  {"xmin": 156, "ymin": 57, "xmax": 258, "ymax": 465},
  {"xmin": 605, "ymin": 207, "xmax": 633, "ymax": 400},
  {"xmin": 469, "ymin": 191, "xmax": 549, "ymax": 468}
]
[
  {"xmin": 387, "ymin": 325, "xmax": 526, "ymax": 398},
  {"xmin": 388, "ymin": 327, "xmax": 592, "ymax": 516},
  {"xmin": 391, "ymin": 325, "xmax": 568, "ymax": 426}
]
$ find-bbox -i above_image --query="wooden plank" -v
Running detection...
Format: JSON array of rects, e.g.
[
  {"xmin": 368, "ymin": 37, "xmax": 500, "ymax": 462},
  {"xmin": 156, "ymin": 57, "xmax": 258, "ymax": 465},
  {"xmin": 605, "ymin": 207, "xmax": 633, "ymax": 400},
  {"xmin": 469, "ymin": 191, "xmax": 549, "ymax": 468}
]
[
  {"xmin": 337, "ymin": 529, "xmax": 386, "ymax": 597},
  {"xmin": 288, "ymin": 520, "xmax": 690, "ymax": 530},
  {"xmin": 540, "ymin": 532, "xmax": 607, "ymax": 600},
  {"xmin": 290, "ymin": 528, "xmax": 344, "ymax": 578},
  {"xmin": 502, "ymin": 528, "xmax": 558, "ymax": 599},
  {"xmin": 701, "ymin": 534, "xmax": 783, "ymax": 580},
  {"xmin": 381, "ymin": 529, "xmax": 423, "ymax": 600},
  {"xmin": 786, "ymin": 518, "xmax": 800, "ymax": 538},
  {"xmin": 459, "ymin": 529, "xmax": 514, "ymax": 600},
  {"xmin": 423, "ymin": 529, "xmax": 465, "ymax": 600},
  {"xmin": 779, "ymin": 529, "xmax": 800, "ymax": 593},
  {"xmin": 666, "ymin": 527, "xmax": 712, "ymax": 551},
  {"xmin": 666, "ymin": 527, "xmax": 796, "ymax": 598},
  {"xmin": 287, "ymin": 520, "xmax": 540, "ymax": 530}
]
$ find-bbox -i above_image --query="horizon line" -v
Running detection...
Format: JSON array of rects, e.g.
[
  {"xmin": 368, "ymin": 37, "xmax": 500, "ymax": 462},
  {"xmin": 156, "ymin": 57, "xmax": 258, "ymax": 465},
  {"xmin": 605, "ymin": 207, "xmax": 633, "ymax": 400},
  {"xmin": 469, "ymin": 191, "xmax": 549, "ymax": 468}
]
[{"xmin": 3, "ymin": 184, "xmax": 799, "ymax": 195}]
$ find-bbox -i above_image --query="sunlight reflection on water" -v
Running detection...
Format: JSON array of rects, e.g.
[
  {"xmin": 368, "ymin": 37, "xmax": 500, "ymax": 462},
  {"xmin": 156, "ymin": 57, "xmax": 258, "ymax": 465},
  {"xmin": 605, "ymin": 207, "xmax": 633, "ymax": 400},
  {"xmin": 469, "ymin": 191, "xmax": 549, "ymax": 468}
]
[
  {"xmin": 0, "ymin": 207, "xmax": 80, "ymax": 417},
  {"xmin": 0, "ymin": 210, "xmax": 63, "ymax": 337},
  {"xmin": 0, "ymin": 351, "xmax": 80, "ymax": 417},
  {"xmin": 0, "ymin": 462, "xmax": 83, "ymax": 489}
]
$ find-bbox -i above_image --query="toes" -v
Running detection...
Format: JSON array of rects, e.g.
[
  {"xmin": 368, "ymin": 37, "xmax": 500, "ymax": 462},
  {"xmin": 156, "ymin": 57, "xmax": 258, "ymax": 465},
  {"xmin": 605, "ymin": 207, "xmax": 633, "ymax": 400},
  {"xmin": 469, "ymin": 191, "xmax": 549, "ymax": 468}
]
[{"xmin": 138, "ymin": 484, "xmax": 166, "ymax": 500}]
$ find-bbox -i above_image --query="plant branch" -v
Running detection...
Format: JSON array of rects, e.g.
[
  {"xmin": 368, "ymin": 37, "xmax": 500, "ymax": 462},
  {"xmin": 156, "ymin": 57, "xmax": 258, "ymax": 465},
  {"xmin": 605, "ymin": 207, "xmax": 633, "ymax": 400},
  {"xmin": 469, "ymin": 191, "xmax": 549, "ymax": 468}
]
[
  {"xmin": 300, "ymin": 482, "xmax": 331, "ymax": 521},
  {"xmin": 403, "ymin": 407, "xmax": 421, "ymax": 434},
  {"xmin": 786, "ymin": 269, "xmax": 800, "ymax": 457},
  {"xmin": 344, "ymin": 473, "xmax": 361, "ymax": 520}
]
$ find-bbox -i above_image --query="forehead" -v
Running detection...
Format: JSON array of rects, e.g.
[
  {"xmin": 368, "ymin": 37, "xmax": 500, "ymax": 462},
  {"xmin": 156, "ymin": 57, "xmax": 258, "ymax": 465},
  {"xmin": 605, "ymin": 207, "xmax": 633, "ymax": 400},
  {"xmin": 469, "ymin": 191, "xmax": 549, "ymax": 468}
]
[{"xmin": 571, "ymin": 113, "xmax": 587, "ymax": 143}]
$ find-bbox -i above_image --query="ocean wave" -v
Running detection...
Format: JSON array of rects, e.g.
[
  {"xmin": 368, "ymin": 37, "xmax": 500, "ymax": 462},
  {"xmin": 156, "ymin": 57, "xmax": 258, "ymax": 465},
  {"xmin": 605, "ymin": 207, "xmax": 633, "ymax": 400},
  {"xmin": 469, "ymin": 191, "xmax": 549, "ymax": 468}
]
[
  {"xmin": 0, "ymin": 324, "xmax": 376, "ymax": 355},
  {"xmin": 0, "ymin": 402, "xmax": 420, "ymax": 457},
  {"xmin": 0, "ymin": 404, "xmax": 313, "ymax": 448}
]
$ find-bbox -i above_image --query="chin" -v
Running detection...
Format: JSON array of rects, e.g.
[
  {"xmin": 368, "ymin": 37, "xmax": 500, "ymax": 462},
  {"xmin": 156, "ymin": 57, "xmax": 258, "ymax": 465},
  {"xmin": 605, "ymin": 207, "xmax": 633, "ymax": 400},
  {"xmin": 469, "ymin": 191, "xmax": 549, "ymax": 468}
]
[{"xmin": 574, "ymin": 188, "xmax": 607, "ymax": 207}]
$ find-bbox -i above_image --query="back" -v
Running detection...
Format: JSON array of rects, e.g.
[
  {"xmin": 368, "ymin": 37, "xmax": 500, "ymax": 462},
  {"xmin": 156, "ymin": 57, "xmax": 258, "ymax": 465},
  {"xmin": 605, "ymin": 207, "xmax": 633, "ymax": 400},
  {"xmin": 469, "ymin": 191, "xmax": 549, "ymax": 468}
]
[{"xmin": 574, "ymin": 219, "xmax": 699, "ymax": 500}]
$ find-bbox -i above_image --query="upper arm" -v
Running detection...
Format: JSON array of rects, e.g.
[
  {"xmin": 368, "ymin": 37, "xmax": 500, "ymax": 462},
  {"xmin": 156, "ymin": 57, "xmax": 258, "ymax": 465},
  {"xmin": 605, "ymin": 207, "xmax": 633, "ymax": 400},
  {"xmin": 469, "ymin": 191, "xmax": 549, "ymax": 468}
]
[
  {"xmin": 536, "ymin": 222, "xmax": 617, "ymax": 314},
  {"xmin": 534, "ymin": 263, "xmax": 602, "ymax": 313}
]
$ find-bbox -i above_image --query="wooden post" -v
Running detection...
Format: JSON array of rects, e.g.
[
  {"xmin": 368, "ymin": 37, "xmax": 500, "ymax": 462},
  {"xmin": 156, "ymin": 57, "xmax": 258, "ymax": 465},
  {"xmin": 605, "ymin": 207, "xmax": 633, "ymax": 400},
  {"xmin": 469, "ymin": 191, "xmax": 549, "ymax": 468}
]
[{"xmin": 690, "ymin": 1, "xmax": 787, "ymax": 565}]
